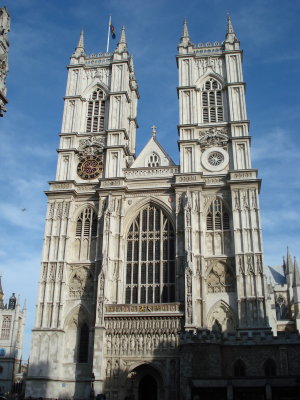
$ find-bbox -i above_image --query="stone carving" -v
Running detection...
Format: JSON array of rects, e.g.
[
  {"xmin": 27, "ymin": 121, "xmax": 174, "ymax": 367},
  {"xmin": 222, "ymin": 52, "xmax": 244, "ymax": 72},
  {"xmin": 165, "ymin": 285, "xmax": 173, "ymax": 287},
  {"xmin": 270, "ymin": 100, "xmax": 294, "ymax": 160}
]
[
  {"xmin": 207, "ymin": 301, "xmax": 236, "ymax": 332},
  {"xmin": 69, "ymin": 266, "xmax": 94, "ymax": 298},
  {"xmin": 76, "ymin": 136, "xmax": 105, "ymax": 158},
  {"xmin": 206, "ymin": 260, "xmax": 235, "ymax": 293},
  {"xmin": 246, "ymin": 255, "xmax": 255, "ymax": 275},
  {"xmin": 199, "ymin": 127, "xmax": 228, "ymax": 148},
  {"xmin": 97, "ymin": 271, "xmax": 105, "ymax": 324},
  {"xmin": 105, "ymin": 330, "xmax": 180, "ymax": 356},
  {"xmin": 186, "ymin": 267, "xmax": 193, "ymax": 324}
]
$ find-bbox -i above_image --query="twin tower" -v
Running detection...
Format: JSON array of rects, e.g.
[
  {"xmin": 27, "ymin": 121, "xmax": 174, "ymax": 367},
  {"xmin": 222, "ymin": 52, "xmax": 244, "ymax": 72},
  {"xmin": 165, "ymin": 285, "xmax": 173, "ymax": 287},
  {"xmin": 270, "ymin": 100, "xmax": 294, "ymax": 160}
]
[{"xmin": 25, "ymin": 17, "xmax": 286, "ymax": 400}]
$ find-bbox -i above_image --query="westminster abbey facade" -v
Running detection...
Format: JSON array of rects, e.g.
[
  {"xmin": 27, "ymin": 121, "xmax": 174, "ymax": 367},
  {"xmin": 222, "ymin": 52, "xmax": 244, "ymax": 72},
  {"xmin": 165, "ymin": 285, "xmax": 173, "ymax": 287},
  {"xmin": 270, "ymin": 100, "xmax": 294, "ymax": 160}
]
[{"xmin": 26, "ymin": 17, "xmax": 300, "ymax": 400}]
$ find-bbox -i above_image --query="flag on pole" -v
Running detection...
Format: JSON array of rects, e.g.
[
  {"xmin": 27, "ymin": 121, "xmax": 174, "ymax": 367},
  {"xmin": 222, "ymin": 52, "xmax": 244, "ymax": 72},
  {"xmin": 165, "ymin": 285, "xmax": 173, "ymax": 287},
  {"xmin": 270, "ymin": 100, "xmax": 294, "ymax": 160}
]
[{"xmin": 110, "ymin": 22, "xmax": 116, "ymax": 39}]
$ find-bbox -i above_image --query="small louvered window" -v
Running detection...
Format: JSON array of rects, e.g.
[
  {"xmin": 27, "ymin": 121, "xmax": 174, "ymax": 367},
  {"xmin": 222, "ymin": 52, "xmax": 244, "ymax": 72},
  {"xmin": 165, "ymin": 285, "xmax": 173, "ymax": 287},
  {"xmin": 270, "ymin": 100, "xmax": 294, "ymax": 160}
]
[
  {"xmin": 206, "ymin": 199, "xmax": 230, "ymax": 231},
  {"xmin": 202, "ymin": 79, "xmax": 224, "ymax": 123},
  {"xmin": 76, "ymin": 208, "xmax": 98, "ymax": 237},
  {"xmin": 86, "ymin": 88, "xmax": 106, "ymax": 133}
]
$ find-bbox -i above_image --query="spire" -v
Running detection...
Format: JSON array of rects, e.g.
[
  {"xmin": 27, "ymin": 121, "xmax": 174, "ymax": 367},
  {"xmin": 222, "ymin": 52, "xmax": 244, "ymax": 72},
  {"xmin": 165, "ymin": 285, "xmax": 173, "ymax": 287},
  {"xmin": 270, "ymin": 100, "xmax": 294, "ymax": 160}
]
[
  {"xmin": 0, "ymin": 274, "xmax": 4, "ymax": 309},
  {"xmin": 179, "ymin": 17, "xmax": 191, "ymax": 49},
  {"xmin": 182, "ymin": 17, "xmax": 190, "ymax": 38},
  {"xmin": 72, "ymin": 30, "xmax": 85, "ymax": 58},
  {"xmin": 286, "ymin": 247, "xmax": 293, "ymax": 275},
  {"xmin": 115, "ymin": 26, "xmax": 127, "ymax": 53},
  {"xmin": 227, "ymin": 14, "xmax": 234, "ymax": 34},
  {"xmin": 293, "ymin": 257, "xmax": 300, "ymax": 287},
  {"xmin": 77, "ymin": 30, "xmax": 84, "ymax": 48},
  {"xmin": 224, "ymin": 14, "xmax": 239, "ymax": 47}
]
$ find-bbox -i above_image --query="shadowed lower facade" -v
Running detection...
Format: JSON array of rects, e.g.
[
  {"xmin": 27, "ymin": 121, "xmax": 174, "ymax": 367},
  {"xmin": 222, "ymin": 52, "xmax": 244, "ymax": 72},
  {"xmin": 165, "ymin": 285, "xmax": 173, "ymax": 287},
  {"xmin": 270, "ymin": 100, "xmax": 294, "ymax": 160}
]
[{"xmin": 25, "ymin": 17, "xmax": 300, "ymax": 400}]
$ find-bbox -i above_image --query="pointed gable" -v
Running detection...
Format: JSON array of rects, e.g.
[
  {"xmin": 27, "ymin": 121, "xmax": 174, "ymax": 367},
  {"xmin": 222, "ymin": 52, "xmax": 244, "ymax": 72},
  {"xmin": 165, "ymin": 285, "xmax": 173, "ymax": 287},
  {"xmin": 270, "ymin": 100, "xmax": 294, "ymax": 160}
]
[{"xmin": 131, "ymin": 135, "xmax": 176, "ymax": 168}]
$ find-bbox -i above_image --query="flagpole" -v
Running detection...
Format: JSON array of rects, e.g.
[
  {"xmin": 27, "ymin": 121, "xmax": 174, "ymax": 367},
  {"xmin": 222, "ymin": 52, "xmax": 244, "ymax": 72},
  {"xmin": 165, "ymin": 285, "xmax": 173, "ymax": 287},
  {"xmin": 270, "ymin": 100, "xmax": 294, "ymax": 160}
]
[{"xmin": 106, "ymin": 15, "xmax": 111, "ymax": 53}]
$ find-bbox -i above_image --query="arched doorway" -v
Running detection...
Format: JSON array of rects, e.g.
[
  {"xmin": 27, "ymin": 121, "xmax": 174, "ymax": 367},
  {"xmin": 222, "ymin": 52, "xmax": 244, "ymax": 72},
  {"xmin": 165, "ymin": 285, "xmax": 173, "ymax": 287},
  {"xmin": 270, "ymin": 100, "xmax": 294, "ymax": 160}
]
[
  {"xmin": 138, "ymin": 374, "xmax": 157, "ymax": 400},
  {"xmin": 125, "ymin": 363, "xmax": 164, "ymax": 400}
]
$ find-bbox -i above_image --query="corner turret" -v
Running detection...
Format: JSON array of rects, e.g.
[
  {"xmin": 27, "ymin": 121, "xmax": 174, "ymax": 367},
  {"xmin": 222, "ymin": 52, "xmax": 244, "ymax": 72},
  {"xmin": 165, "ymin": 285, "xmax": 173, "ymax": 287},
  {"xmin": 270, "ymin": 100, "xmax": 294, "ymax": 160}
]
[
  {"xmin": 224, "ymin": 15, "xmax": 240, "ymax": 50},
  {"xmin": 70, "ymin": 30, "xmax": 85, "ymax": 64},
  {"xmin": 178, "ymin": 17, "xmax": 192, "ymax": 54}
]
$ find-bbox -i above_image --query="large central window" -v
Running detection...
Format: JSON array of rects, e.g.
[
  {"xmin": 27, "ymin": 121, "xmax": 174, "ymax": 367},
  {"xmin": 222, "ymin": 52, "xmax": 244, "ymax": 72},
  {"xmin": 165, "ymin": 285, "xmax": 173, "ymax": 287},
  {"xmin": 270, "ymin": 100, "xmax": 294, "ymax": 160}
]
[{"xmin": 125, "ymin": 204, "xmax": 175, "ymax": 304}]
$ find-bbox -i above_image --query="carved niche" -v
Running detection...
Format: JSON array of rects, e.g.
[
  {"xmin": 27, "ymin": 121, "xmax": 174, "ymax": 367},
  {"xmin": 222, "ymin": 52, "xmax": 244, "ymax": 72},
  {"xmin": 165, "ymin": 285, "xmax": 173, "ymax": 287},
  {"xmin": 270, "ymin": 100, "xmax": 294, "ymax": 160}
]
[
  {"xmin": 206, "ymin": 259, "xmax": 235, "ymax": 293},
  {"xmin": 69, "ymin": 265, "xmax": 94, "ymax": 298},
  {"xmin": 207, "ymin": 300, "xmax": 236, "ymax": 332}
]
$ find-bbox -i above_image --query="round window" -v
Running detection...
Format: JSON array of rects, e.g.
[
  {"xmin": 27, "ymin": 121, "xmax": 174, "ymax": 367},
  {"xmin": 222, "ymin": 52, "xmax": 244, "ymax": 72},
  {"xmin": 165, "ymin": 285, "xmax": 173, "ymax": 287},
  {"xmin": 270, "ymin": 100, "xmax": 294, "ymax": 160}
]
[{"xmin": 201, "ymin": 147, "xmax": 229, "ymax": 172}]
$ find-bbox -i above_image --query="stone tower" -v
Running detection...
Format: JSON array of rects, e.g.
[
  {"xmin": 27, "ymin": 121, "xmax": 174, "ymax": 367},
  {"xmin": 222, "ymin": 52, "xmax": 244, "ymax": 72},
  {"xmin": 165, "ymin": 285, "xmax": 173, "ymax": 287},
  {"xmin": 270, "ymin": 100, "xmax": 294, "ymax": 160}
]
[
  {"xmin": 26, "ymin": 18, "xmax": 300, "ymax": 400},
  {"xmin": 0, "ymin": 276, "xmax": 26, "ymax": 395},
  {"xmin": 0, "ymin": 7, "xmax": 10, "ymax": 117},
  {"xmin": 176, "ymin": 16, "xmax": 268, "ymax": 332}
]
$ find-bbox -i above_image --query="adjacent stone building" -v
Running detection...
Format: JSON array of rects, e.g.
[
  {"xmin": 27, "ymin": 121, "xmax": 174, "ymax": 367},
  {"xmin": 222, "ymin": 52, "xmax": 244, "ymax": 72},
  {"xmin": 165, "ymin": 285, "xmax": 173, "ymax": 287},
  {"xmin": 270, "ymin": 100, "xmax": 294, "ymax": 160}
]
[
  {"xmin": 25, "ymin": 17, "xmax": 300, "ymax": 400},
  {"xmin": 0, "ymin": 7, "xmax": 10, "ymax": 117},
  {"xmin": 0, "ymin": 277, "xmax": 26, "ymax": 395}
]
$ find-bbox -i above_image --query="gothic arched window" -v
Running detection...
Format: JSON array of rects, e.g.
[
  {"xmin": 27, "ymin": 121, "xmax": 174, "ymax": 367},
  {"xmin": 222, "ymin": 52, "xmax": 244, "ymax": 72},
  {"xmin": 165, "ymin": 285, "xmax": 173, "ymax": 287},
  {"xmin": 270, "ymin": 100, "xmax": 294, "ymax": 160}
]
[
  {"xmin": 275, "ymin": 296, "xmax": 288, "ymax": 320},
  {"xmin": 78, "ymin": 323, "xmax": 89, "ymax": 363},
  {"xmin": 125, "ymin": 204, "xmax": 175, "ymax": 304},
  {"xmin": 86, "ymin": 88, "xmax": 105, "ymax": 133},
  {"xmin": 206, "ymin": 198, "xmax": 230, "ymax": 231},
  {"xmin": 75, "ymin": 207, "xmax": 98, "ymax": 261},
  {"xmin": 201, "ymin": 78, "xmax": 223, "ymax": 123},
  {"xmin": 206, "ymin": 198, "xmax": 231, "ymax": 255},
  {"xmin": 264, "ymin": 359, "xmax": 276, "ymax": 377},
  {"xmin": 76, "ymin": 208, "xmax": 98, "ymax": 238},
  {"xmin": 234, "ymin": 359, "xmax": 246, "ymax": 377}
]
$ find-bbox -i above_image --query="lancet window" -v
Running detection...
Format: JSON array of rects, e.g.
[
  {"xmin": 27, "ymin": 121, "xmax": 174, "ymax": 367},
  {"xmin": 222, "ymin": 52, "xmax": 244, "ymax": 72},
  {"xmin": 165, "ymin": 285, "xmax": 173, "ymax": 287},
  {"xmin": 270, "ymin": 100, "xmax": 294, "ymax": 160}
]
[
  {"xmin": 205, "ymin": 198, "xmax": 231, "ymax": 255},
  {"xmin": 1, "ymin": 316, "xmax": 11, "ymax": 340},
  {"xmin": 201, "ymin": 78, "xmax": 223, "ymax": 123},
  {"xmin": 125, "ymin": 204, "xmax": 175, "ymax": 304},
  {"xmin": 275, "ymin": 296, "xmax": 288, "ymax": 320},
  {"xmin": 74, "ymin": 207, "xmax": 98, "ymax": 260},
  {"xmin": 86, "ymin": 88, "xmax": 105, "ymax": 133},
  {"xmin": 206, "ymin": 198, "xmax": 230, "ymax": 231},
  {"xmin": 76, "ymin": 208, "xmax": 98, "ymax": 238}
]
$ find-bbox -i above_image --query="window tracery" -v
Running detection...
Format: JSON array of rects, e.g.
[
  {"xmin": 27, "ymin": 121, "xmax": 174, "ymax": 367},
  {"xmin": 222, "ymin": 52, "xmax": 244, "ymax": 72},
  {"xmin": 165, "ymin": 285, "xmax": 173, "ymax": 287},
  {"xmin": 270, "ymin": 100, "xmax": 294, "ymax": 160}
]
[
  {"xmin": 146, "ymin": 153, "xmax": 160, "ymax": 167},
  {"xmin": 86, "ymin": 88, "xmax": 105, "ymax": 133},
  {"xmin": 76, "ymin": 208, "xmax": 98, "ymax": 238},
  {"xmin": 275, "ymin": 296, "xmax": 288, "ymax": 320},
  {"xmin": 74, "ymin": 207, "xmax": 98, "ymax": 260},
  {"xmin": 205, "ymin": 198, "xmax": 231, "ymax": 255},
  {"xmin": 207, "ymin": 261, "xmax": 234, "ymax": 293},
  {"xmin": 201, "ymin": 78, "xmax": 223, "ymax": 123},
  {"xmin": 125, "ymin": 204, "xmax": 175, "ymax": 304}
]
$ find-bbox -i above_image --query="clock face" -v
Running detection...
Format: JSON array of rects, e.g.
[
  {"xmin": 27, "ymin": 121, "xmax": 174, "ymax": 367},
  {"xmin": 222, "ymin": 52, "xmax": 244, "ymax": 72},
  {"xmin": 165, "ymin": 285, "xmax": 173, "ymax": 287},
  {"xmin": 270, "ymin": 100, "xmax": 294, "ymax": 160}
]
[{"xmin": 77, "ymin": 155, "xmax": 103, "ymax": 180}]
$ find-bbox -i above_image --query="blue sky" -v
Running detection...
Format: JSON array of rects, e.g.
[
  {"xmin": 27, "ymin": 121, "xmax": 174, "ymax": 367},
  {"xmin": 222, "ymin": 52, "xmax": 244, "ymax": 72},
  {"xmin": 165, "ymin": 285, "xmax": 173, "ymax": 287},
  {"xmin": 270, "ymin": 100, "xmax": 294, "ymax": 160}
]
[{"xmin": 0, "ymin": 0, "xmax": 299, "ymax": 358}]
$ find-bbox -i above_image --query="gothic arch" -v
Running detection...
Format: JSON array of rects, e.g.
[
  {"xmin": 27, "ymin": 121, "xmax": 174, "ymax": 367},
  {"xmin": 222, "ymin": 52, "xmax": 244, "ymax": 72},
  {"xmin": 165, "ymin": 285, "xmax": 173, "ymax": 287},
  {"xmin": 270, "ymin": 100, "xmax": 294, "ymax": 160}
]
[
  {"xmin": 63, "ymin": 305, "xmax": 92, "ymax": 364},
  {"xmin": 204, "ymin": 195, "xmax": 231, "ymax": 213},
  {"xmin": 206, "ymin": 300, "xmax": 237, "ymax": 332},
  {"xmin": 123, "ymin": 197, "xmax": 175, "ymax": 234},
  {"xmin": 63, "ymin": 304, "xmax": 92, "ymax": 329},
  {"xmin": 195, "ymin": 71, "xmax": 225, "ymax": 90},
  {"xmin": 82, "ymin": 82, "xmax": 109, "ymax": 100}
]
